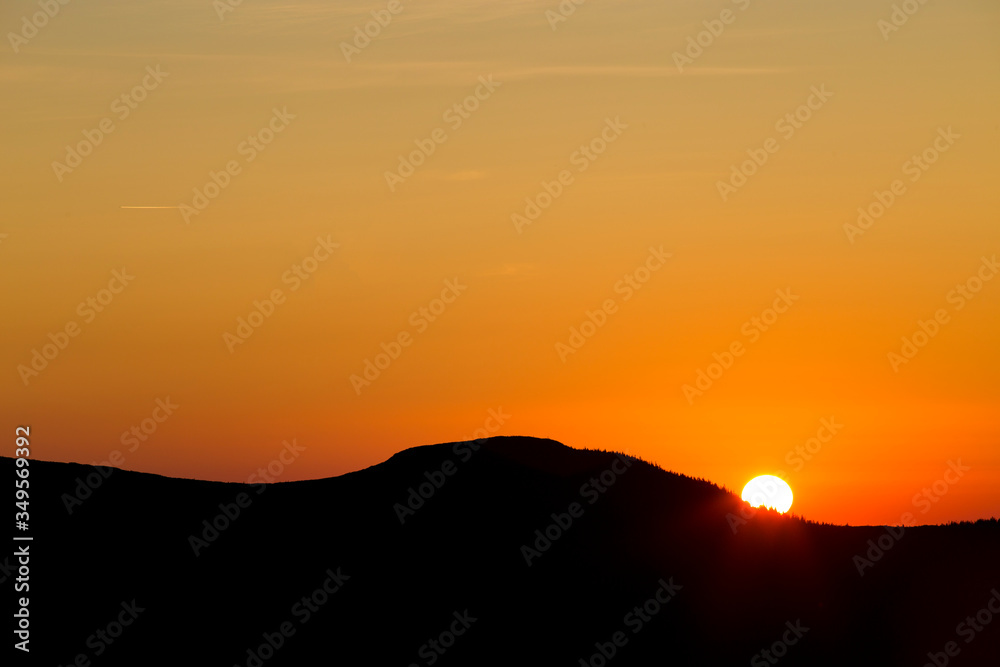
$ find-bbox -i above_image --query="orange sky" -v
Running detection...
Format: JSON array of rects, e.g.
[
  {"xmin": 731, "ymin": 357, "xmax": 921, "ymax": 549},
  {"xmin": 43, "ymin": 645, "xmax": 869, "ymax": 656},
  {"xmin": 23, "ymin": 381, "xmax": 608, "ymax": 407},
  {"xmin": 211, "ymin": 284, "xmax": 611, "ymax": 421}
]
[{"xmin": 2, "ymin": 0, "xmax": 998, "ymax": 526}]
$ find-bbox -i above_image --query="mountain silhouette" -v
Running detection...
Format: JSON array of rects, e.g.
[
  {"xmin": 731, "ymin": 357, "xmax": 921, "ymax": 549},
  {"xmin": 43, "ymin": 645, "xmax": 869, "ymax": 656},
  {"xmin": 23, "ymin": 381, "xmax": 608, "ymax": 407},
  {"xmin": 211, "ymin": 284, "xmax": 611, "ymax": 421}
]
[{"xmin": 4, "ymin": 436, "xmax": 998, "ymax": 666}]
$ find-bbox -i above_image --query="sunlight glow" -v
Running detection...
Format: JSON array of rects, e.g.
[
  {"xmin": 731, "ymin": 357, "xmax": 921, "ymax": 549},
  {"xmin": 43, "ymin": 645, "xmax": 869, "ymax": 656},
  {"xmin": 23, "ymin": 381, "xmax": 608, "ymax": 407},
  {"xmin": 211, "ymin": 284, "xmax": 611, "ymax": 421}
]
[{"xmin": 741, "ymin": 475, "xmax": 793, "ymax": 514}]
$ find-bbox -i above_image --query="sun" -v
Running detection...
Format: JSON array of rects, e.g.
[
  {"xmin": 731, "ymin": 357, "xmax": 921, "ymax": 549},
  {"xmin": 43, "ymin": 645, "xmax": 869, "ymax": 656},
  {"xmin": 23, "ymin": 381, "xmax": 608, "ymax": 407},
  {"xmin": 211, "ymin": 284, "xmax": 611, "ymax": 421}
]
[{"xmin": 741, "ymin": 475, "xmax": 793, "ymax": 514}]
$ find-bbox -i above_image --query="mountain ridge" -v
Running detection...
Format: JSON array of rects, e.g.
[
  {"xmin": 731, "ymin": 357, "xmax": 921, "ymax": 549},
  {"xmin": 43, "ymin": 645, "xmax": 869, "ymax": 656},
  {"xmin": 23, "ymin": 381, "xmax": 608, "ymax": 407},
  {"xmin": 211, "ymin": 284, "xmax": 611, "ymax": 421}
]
[{"xmin": 4, "ymin": 436, "xmax": 998, "ymax": 666}]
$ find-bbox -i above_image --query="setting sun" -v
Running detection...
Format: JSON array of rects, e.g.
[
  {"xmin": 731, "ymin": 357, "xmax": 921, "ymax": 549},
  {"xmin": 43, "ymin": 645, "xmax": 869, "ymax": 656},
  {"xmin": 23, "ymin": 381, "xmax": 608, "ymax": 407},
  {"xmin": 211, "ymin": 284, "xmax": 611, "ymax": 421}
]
[
  {"xmin": 4, "ymin": 0, "xmax": 999, "ymax": 661},
  {"xmin": 742, "ymin": 475, "xmax": 794, "ymax": 514}
]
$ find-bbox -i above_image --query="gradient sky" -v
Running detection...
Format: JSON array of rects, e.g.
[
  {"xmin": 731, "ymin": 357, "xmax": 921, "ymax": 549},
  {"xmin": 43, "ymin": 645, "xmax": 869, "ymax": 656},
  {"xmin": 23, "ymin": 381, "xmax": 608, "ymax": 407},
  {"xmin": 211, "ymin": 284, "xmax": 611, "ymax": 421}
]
[{"xmin": 2, "ymin": 0, "xmax": 998, "ymax": 526}]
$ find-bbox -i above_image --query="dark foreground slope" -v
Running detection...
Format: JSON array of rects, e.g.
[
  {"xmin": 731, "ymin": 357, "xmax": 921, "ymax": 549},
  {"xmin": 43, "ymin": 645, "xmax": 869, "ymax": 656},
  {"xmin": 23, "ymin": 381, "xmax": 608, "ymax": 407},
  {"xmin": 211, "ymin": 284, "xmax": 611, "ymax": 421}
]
[{"xmin": 3, "ymin": 436, "xmax": 998, "ymax": 666}]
